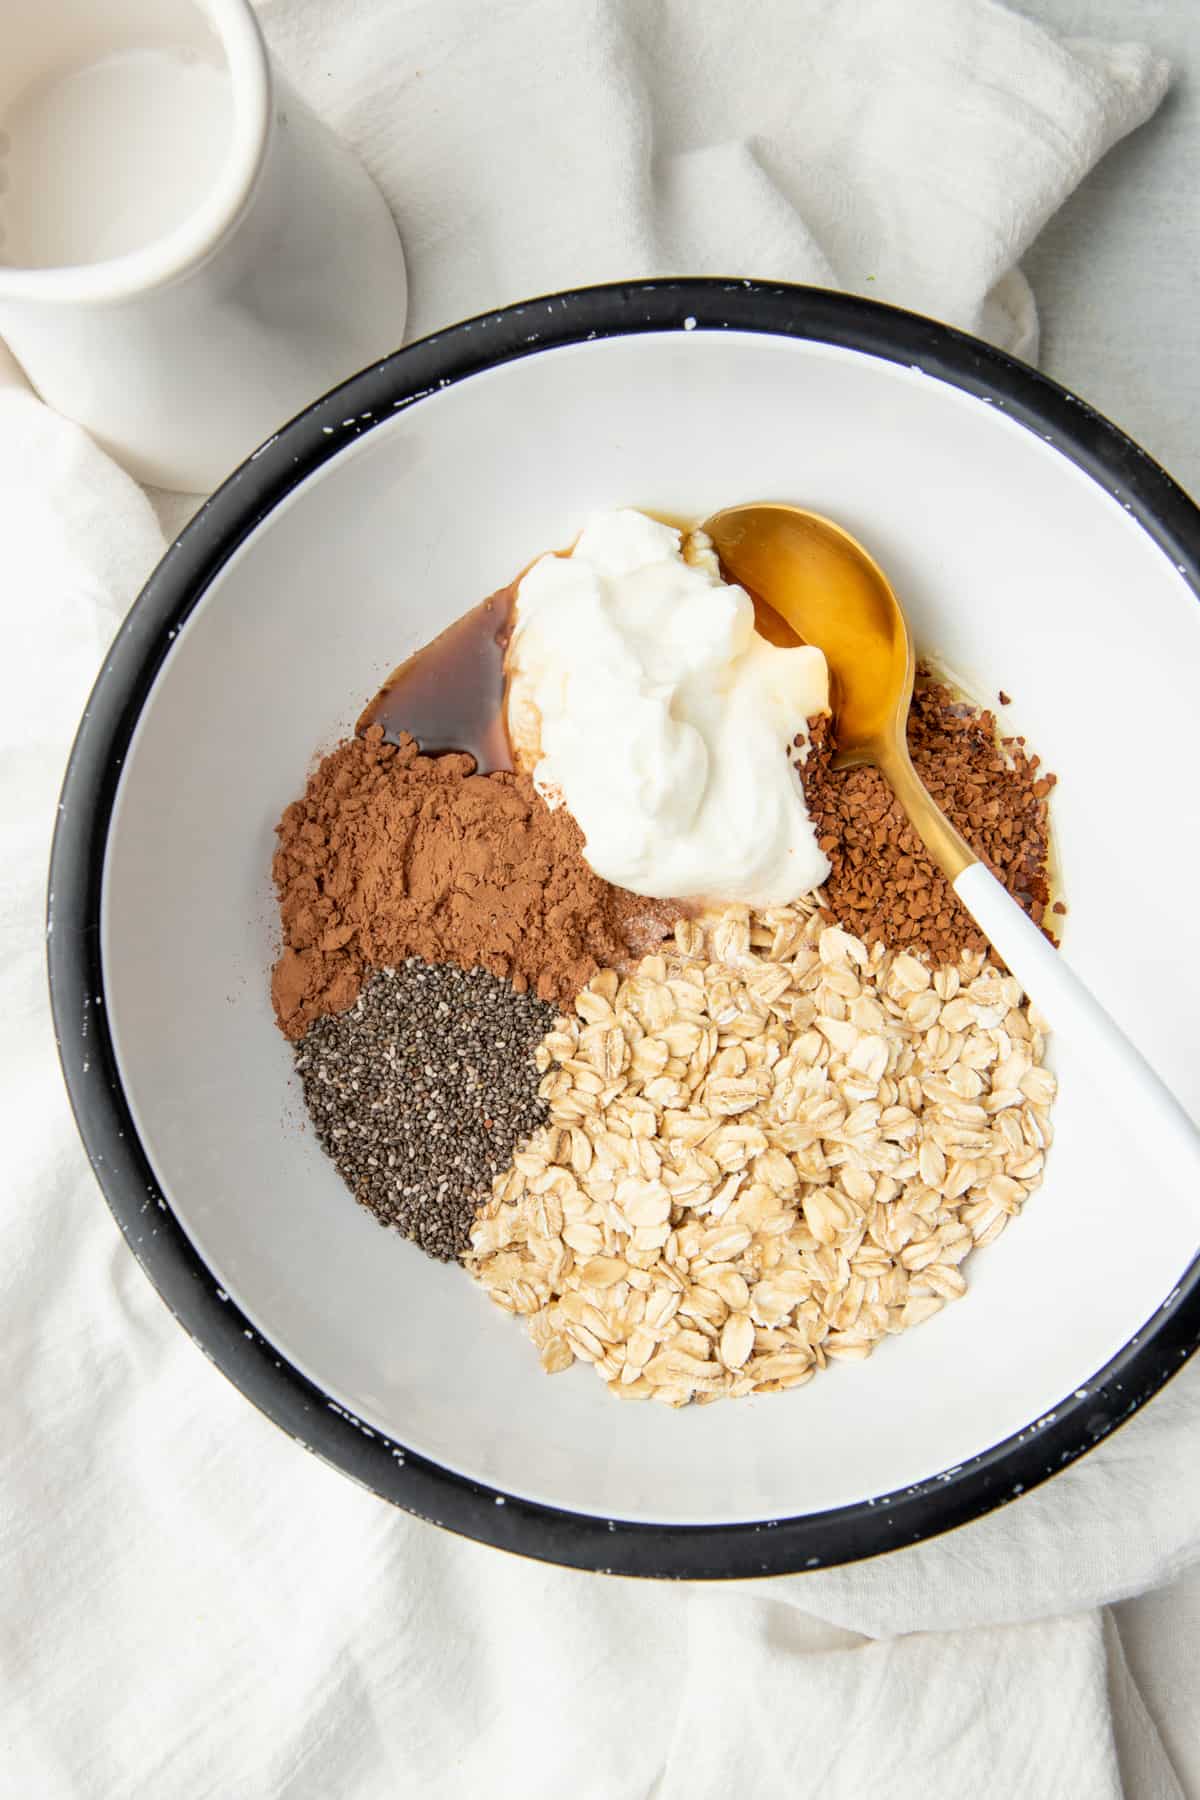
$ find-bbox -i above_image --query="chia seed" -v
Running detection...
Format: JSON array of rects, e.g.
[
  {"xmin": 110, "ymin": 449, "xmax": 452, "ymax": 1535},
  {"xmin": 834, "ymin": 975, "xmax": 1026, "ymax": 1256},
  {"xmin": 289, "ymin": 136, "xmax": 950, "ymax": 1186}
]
[{"xmin": 294, "ymin": 960, "xmax": 556, "ymax": 1260}]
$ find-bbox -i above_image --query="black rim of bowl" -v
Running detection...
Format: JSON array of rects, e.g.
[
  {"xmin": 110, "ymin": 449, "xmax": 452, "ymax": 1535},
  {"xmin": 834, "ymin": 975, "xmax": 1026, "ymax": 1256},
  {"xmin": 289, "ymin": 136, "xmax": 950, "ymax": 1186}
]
[{"xmin": 48, "ymin": 278, "xmax": 1200, "ymax": 1580}]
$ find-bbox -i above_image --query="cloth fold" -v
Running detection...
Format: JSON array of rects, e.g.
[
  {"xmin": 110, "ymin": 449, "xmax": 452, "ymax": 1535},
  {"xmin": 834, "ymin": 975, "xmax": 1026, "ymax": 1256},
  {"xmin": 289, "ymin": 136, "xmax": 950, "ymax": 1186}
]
[
  {"xmin": 256, "ymin": 0, "xmax": 1167, "ymax": 360},
  {"xmin": 3, "ymin": 3, "xmax": 1194, "ymax": 1797}
]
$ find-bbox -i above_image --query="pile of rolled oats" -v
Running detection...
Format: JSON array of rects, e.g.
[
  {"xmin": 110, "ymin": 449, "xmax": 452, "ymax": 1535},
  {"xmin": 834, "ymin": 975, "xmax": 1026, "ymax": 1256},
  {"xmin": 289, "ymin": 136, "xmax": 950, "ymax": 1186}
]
[{"xmin": 466, "ymin": 901, "xmax": 1055, "ymax": 1407}]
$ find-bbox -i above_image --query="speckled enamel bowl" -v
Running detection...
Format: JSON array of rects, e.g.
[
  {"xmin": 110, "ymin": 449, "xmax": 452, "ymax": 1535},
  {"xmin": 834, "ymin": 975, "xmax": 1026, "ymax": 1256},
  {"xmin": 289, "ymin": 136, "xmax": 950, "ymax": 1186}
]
[{"xmin": 49, "ymin": 281, "xmax": 1200, "ymax": 1578}]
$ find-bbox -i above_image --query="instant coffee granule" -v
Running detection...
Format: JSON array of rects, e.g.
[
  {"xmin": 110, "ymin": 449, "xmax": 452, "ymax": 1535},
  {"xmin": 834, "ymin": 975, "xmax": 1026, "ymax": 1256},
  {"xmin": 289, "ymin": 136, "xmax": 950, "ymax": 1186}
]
[
  {"xmin": 295, "ymin": 960, "xmax": 556, "ymax": 1261},
  {"xmin": 798, "ymin": 672, "xmax": 1056, "ymax": 963}
]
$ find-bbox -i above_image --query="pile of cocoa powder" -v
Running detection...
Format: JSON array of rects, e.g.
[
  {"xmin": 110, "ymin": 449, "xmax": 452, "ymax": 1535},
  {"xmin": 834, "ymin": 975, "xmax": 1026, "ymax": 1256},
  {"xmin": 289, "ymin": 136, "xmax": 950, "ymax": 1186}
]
[
  {"xmin": 798, "ymin": 672, "xmax": 1057, "ymax": 962},
  {"xmin": 271, "ymin": 726, "xmax": 677, "ymax": 1040}
]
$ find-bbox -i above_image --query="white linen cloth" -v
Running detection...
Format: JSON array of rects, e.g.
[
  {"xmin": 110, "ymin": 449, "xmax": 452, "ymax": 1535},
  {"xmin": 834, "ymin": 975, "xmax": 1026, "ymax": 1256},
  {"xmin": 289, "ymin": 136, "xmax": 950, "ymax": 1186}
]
[{"xmin": 3, "ymin": 3, "xmax": 1196, "ymax": 1795}]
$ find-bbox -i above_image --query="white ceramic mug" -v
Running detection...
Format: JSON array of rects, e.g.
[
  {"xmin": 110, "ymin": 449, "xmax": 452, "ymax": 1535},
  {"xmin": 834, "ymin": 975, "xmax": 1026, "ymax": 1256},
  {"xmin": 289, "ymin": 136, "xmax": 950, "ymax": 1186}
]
[{"xmin": 0, "ymin": 0, "xmax": 407, "ymax": 490}]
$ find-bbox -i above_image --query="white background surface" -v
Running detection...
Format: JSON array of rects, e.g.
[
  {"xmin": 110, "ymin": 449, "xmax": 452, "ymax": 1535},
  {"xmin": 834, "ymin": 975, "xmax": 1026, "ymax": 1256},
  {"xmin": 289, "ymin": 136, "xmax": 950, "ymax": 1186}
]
[
  {"xmin": 3, "ymin": 1, "xmax": 1200, "ymax": 1796},
  {"xmin": 1024, "ymin": 0, "xmax": 1200, "ymax": 499}
]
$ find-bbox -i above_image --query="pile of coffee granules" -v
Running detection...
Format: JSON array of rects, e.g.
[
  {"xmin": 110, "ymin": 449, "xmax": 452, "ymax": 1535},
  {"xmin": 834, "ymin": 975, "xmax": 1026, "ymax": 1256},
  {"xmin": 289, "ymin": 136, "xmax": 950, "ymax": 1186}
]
[
  {"xmin": 797, "ymin": 671, "xmax": 1057, "ymax": 962},
  {"xmin": 295, "ymin": 960, "xmax": 556, "ymax": 1260}
]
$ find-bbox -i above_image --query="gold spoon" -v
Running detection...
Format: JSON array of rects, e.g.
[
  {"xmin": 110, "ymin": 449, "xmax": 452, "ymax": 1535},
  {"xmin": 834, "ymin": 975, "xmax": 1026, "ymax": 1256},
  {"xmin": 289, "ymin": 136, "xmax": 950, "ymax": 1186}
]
[
  {"xmin": 703, "ymin": 500, "xmax": 1200, "ymax": 1188},
  {"xmin": 703, "ymin": 502, "xmax": 973, "ymax": 882}
]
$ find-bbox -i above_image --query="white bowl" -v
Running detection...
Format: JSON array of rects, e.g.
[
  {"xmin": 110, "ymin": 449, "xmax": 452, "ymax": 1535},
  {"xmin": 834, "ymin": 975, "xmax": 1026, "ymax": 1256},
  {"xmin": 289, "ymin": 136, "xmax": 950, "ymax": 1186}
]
[{"xmin": 50, "ymin": 281, "xmax": 1200, "ymax": 1577}]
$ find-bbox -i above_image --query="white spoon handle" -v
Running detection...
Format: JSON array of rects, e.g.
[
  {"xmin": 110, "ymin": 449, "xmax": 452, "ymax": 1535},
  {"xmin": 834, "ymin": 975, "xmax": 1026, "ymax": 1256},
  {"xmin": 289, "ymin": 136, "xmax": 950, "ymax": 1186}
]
[{"xmin": 953, "ymin": 861, "xmax": 1200, "ymax": 1188}]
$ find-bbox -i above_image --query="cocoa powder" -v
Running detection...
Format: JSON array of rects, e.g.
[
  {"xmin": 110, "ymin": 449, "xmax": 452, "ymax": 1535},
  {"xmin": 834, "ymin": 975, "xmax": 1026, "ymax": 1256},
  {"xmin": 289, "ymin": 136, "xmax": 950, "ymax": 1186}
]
[
  {"xmin": 798, "ymin": 674, "xmax": 1056, "ymax": 963},
  {"xmin": 271, "ymin": 727, "xmax": 677, "ymax": 1038}
]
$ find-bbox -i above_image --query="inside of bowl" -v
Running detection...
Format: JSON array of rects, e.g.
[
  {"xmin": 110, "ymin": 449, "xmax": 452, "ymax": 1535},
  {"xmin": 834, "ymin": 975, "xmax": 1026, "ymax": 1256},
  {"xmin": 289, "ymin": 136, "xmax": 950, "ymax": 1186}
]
[{"xmin": 101, "ymin": 330, "xmax": 1200, "ymax": 1525}]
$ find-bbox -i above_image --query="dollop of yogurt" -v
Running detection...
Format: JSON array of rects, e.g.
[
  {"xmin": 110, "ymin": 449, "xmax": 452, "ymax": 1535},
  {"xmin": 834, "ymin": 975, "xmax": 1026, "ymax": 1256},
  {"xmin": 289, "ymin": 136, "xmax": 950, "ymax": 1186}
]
[{"xmin": 505, "ymin": 509, "xmax": 831, "ymax": 906}]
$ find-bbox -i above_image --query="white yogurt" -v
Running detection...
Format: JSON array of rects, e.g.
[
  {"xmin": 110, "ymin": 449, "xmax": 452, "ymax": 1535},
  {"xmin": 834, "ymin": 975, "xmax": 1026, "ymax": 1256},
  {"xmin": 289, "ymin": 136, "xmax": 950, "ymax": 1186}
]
[{"xmin": 505, "ymin": 509, "xmax": 831, "ymax": 906}]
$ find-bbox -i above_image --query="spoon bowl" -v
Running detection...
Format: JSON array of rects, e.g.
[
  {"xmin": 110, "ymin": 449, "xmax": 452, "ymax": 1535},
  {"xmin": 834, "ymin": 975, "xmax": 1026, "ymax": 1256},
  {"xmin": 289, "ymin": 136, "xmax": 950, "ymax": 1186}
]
[
  {"xmin": 705, "ymin": 502, "xmax": 912, "ymax": 765},
  {"xmin": 704, "ymin": 501, "xmax": 973, "ymax": 881}
]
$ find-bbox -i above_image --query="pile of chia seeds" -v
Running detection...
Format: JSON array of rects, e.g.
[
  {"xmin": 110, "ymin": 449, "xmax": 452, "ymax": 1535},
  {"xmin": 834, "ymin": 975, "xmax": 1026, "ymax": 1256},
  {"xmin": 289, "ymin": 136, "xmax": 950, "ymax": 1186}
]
[{"xmin": 295, "ymin": 960, "xmax": 556, "ymax": 1261}]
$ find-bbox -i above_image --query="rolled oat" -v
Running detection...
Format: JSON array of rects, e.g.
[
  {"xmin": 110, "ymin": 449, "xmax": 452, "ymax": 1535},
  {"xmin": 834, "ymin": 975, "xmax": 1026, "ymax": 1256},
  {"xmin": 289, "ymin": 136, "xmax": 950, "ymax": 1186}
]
[{"xmin": 466, "ymin": 903, "xmax": 1055, "ymax": 1406}]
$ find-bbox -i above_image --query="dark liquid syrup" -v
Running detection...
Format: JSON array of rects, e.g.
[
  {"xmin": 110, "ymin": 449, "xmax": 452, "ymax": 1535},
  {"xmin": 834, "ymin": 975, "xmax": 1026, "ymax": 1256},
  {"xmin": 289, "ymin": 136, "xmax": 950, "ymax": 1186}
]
[{"xmin": 358, "ymin": 582, "xmax": 519, "ymax": 772}]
